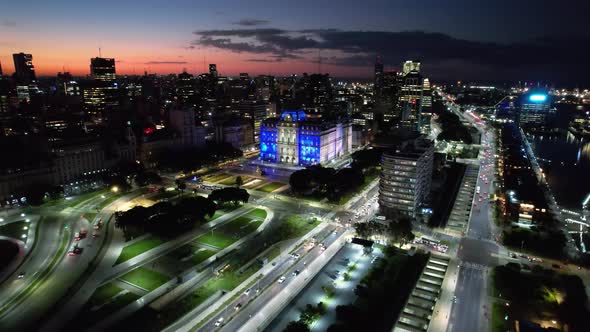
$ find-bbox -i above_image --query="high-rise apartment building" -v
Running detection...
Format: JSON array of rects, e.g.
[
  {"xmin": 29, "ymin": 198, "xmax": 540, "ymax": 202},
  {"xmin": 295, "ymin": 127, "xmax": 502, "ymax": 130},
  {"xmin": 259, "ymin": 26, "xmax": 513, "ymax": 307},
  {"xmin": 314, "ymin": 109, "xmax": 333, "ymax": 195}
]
[
  {"xmin": 518, "ymin": 90, "xmax": 554, "ymax": 127},
  {"xmin": 379, "ymin": 137, "xmax": 433, "ymax": 217},
  {"xmin": 13, "ymin": 53, "xmax": 36, "ymax": 84},
  {"xmin": 374, "ymin": 57, "xmax": 384, "ymax": 100}
]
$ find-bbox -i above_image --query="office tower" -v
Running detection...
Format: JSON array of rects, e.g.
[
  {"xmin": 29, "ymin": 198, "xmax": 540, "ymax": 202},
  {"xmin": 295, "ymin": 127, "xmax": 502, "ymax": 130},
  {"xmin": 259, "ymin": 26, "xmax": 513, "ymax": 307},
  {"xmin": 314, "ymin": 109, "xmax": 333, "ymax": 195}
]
[
  {"xmin": 374, "ymin": 57, "xmax": 384, "ymax": 100},
  {"xmin": 237, "ymin": 101, "xmax": 269, "ymax": 143},
  {"xmin": 0, "ymin": 78, "xmax": 9, "ymax": 113},
  {"xmin": 209, "ymin": 64, "xmax": 218, "ymax": 78},
  {"xmin": 402, "ymin": 60, "xmax": 421, "ymax": 76},
  {"xmin": 518, "ymin": 90, "xmax": 554, "ymax": 127},
  {"xmin": 169, "ymin": 108, "xmax": 206, "ymax": 147},
  {"xmin": 398, "ymin": 60, "xmax": 431, "ymax": 133},
  {"xmin": 176, "ymin": 71, "xmax": 196, "ymax": 105},
  {"xmin": 84, "ymin": 57, "xmax": 119, "ymax": 121},
  {"xmin": 379, "ymin": 137, "xmax": 433, "ymax": 217},
  {"xmin": 260, "ymin": 110, "xmax": 352, "ymax": 166},
  {"xmin": 56, "ymin": 72, "xmax": 80, "ymax": 96},
  {"xmin": 90, "ymin": 57, "xmax": 116, "ymax": 82},
  {"xmin": 13, "ymin": 53, "xmax": 37, "ymax": 84}
]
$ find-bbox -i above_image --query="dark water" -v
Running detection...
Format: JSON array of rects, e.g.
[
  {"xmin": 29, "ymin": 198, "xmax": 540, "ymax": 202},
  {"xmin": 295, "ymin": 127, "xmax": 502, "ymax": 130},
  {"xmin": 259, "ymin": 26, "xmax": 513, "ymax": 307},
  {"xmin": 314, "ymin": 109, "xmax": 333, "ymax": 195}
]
[{"xmin": 529, "ymin": 104, "xmax": 590, "ymax": 209}]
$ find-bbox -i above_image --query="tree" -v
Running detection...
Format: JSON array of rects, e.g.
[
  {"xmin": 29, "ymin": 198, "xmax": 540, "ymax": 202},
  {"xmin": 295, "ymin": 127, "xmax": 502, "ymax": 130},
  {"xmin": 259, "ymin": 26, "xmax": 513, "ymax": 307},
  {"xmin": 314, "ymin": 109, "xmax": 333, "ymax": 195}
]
[
  {"xmin": 235, "ymin": 176, "xmax": 243, "ymax": 188},
  {"xmin": 283, "ymin": 321, "xmax": 310, "ymax": 332},
  {"xmin": 175, "ymin": 179, "xmax": 187, "ymax": 192},
  {"xmin": 208, "ymin": 188, "xmax": 249, "ymax": 206},
  {"xmin": 388, "ymin": 216, "xmax": 414, "ymax": 245}
]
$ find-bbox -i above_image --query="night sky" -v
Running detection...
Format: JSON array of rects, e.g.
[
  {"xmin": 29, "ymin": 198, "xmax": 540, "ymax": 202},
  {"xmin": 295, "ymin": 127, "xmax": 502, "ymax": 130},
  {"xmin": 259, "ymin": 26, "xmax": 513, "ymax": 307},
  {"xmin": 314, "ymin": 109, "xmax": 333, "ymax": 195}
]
[{"xmin": 1, "ymin": 0, "xmax": 588, "ymax": 84}]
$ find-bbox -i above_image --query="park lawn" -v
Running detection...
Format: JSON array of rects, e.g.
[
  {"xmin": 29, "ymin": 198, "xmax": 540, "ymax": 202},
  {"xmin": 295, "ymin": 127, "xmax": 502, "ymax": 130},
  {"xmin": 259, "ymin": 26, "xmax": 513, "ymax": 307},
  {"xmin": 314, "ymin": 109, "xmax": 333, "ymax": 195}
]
[
  {"xmin": 68, "ymin": 189, "xmax": 109, "ymax": 208},
  {"xmin": 243, "ymin": 178, "xmax": 267, "ymax": 189},
  {"xmin": 89, "ymin": 283, "xmax": 124, "ymax": 306},
  {"xmin": 218, "ymin": 176, "xmax": 238, "ymax": 185},
  {"xmin": 88, "ymin": 292, "xmax": 140, "ymax": 322},
  {"xmin": 491, "ymin": 302, "xmax": 512, "ymax": 332},
  {"xmin": 257, "ymin": 182, "xmax": 285, "ymax": 193},
  {"xmin": 246, "ymin": 208, "xmax": 267, "ymax": 219},
  {"xmin": 221, "ymin": 217, "xmax": 262, "ymax": 236},
  {"xmin": 0, "ymin": 221, "xmax": 27, "ymax": 239},
  {"xmin": 204, "ymin": 173, "xmax": 232, "ymax": 183},
  {"xmin": 115, "ymin": 236, "xmax": 164, "ymax": 265},
  {"xmin": 96, "ymin": 194, "xmax": 123, "ymax": 210},
  {"xmin": 120, "ymin": 267, "xmax": 170, "ymax": 291},
  {"xmin": 194, "ymin": 232, "xmax": 236, "ymax": 249},
  {"xmin": 83, "ymin": 213, "xmax": 97, "ymax": 223},
  {"xmin": 279, "ymin": 214, "xmax": 321, "ymax": 240},
  {"xmin": 191, "ymin": 249, "xmax": 217, "ymax": 265}
]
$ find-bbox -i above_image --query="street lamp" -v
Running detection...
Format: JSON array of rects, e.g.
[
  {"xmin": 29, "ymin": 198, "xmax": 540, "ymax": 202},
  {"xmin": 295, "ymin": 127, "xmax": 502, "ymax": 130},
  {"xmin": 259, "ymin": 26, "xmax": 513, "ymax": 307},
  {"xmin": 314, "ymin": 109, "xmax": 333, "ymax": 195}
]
[{"xmin": 111, "ymin": 186, "xmax": 119, "ymax": 193}]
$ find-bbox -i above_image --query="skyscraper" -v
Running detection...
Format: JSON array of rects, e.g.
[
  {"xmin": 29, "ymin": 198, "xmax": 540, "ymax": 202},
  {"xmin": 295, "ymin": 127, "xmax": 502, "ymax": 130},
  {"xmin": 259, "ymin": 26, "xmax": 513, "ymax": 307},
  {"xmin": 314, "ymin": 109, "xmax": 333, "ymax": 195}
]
[
  {"xmin": 12, "ymin": 53, "xmax": 36, "ymax": 84},
  {"xmin": 402, "ymin": 60, "xmax": 421, "ymax": 76},
  {"xmin": 90, "ymin": 57, "xmax": 116, "ymax": 82},
  {"xmin": 209, "ymin": 64, "xmax": 218, "ymax": 78},
  {"xmin": 518, "ymin": 90, "xmax": 554, "ymax": 127},
  {"xmin": 374, "ymin": 57, "xmax": 384, "ymax": 100},
  {"xmin": 379, "ymin": 137, "xmax": 433, "ymax": 217},
  {"xmin": 0, "ymin": 60, "xmax": 3, "ymax": 76},
  {"xmin": 398, "ymin": 60, "xmax": 431, "ymax": 134}
]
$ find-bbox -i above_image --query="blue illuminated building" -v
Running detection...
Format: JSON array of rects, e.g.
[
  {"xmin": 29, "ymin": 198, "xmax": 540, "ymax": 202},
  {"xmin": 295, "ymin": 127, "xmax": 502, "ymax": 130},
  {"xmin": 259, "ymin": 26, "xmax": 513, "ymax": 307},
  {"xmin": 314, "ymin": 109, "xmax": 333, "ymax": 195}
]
[
  {"xmin": 260, "ymin": 110, "xmax": 352, "ymax": 166},
  {"xmin": 518, "ymin": 90, "xmax": 554, "ymax": 127}
]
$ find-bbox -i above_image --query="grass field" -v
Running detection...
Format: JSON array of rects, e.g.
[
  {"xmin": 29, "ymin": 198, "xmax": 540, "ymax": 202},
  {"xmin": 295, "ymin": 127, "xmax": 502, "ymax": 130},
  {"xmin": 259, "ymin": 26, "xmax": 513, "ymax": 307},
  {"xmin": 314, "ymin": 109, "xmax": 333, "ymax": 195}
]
[
  {"xmin": 247, "ymin": 208, "xmax": 267, "ymax": 219},
  {"xmin": 0, "ymin": 221, "xmax": 27, "ymax": 239},
  {"xmin": 87, "ymin": 292, "xmax": 140, "ymax": 322},
  {"xmin": 89, "ymin": 283, "xmax": 124, "ymax": 306},
  {"xmin": 96, "ymin": 194, "xmax": 122, "ymax": 210},
  {"xmin": 257, "ymin": 182, "xmax": 285, "ymax": 193},
  {"xmin": 115, "ymin": 236, "xmax": 164, "ymax": 265},
  {"xmin": 191, "ymin": 249, "xmax": 217, "ymax": 265},
  {"xmin": 243, "ymin": 178, "xmax": 266, "ymax": 189},
  {"xmin": 120, "ymin": 267, "xmax": 170, "ymax": 291},
  {"xmin": 68, "ymin": 189, "xmax": 108, "ymax": 208},
  {"xmin": 491, "ymin": 302, "xmax": 512, "ymax": 332},
  {"xmin": 203, "ymin": 173, "xmax": 232, "ymax": 183},
  {"xmin": 222, "ymin": 217, "xmax": 263, "ymax": 236},
  {"xmin": 194, "ymin": 232, "xmax": 236, "ymax": 249},
  {"xmin": 278, "ymin": 214, "xmax": 321, "ymax": 240}
]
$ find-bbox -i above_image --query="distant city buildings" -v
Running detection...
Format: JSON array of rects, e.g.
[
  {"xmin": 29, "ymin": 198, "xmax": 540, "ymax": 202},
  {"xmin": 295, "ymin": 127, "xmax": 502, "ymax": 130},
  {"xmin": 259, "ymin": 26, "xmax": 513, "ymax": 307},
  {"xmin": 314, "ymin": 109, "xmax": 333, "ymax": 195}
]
[{"xmin": 379, "ymin": 136, "xmax": 434, "ymax": 217}]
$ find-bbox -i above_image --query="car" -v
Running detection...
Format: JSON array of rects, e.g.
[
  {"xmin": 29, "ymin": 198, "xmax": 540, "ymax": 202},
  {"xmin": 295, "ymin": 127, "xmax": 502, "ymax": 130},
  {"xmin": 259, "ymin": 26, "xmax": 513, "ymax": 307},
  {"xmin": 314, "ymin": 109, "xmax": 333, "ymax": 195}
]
[
  {"xmin": 215, "ymin": 317, "xmax": 224, "ymax": 327},
  {"xmin": 234, "ymin": 303, "xmax": 242, "ymax": 310},
  {"xmin": 244, "ymin": 288, "xmax": 251, "ymax": 296},
  {"xmin": 278, "ymin": 276, "xmax": 286, "ymax": 283},
  {"xmin": 68, "ymin": 244, "xmax": 82, "ymax": 256},
  {"xmin": 92, "ymin": 231, "xmax": 99, "ymax": 238},
  {"xmin": 291, "ymin": 253, "xmax": 300, "ymax": 259},
  {"xmin": 292, "ymin": 270, "xmax": 300, "ymax": 276},
  {"xmin": 74, "ymin": 232, "xmax": 81, "ymax": 241},
  {"xmin": 17, "ymin": 272, "xmax": 25, "ymax": 279}
]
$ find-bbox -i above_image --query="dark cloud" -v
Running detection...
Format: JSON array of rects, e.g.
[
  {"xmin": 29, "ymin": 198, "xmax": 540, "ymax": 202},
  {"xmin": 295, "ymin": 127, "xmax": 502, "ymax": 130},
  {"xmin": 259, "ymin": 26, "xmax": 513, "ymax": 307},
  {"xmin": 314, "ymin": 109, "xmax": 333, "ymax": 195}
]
[
  {"xmin": 1, "ymin": 20, "xmax": 17, "ymax": 27},
  {"xmin": 144, "ymin": 61, "xmax": 188, "ymax": 65},
  {"xmin": 246, "ymin": 58, "xmax": 282, "ymax": 63},
  {"xmin": 232, "ymin": 19, "xmax": 269, "ymax": 26},
  {"xmin": 192, "ymin": 28, "xmax": 589, "ymax": 82}
]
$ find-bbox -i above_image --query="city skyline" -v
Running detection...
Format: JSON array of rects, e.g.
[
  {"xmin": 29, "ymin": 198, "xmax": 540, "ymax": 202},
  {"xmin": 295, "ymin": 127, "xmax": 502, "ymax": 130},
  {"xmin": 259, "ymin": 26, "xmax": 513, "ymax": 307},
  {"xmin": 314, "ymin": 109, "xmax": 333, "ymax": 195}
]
[{"xmin": 1, "ymin": 0, "xmax": 589, "ymax": 84}]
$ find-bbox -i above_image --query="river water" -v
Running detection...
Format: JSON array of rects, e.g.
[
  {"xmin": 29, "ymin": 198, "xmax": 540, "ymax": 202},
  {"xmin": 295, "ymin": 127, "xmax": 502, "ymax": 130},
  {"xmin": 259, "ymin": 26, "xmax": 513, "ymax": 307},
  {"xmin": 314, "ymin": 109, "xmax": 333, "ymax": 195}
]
[{"xmin": 529, "ymin": 104, "xmax": 590, "ymax": 210}]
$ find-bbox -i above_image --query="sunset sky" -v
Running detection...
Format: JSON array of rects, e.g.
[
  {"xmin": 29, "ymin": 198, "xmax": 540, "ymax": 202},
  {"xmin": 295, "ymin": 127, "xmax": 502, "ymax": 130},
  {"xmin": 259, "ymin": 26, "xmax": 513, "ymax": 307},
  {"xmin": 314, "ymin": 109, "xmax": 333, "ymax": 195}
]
[{"xmin": 1, "ymin": 0, "xmax": 588, "ymax": 83}]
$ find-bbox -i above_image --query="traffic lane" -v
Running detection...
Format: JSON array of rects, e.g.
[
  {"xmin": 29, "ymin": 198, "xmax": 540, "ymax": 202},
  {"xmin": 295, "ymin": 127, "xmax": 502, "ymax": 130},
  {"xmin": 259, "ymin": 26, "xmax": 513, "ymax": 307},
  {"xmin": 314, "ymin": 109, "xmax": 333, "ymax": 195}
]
[
  {"xmin": 199, "ymin": 226, "xmax": 337, "ymax": 331},
  {"xmin": 215, "ymin": 227, "xmax": 342, "ymax": 332},
  {"xmin": 449, "ymin": 267, "xmax": 485, "ymax": 332}
]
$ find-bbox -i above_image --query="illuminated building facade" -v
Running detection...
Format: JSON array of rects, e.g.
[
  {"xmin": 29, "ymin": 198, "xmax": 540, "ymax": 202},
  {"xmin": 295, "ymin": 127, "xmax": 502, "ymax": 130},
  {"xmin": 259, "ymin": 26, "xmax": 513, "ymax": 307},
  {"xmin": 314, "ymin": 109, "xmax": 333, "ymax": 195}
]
[
  {"xmin": 260, "ymin": 110, "xmax": 352, "ymax": 166},
  {"xmin": 518, "ymin": 91, "xmax": 554, "ymax": 126}
]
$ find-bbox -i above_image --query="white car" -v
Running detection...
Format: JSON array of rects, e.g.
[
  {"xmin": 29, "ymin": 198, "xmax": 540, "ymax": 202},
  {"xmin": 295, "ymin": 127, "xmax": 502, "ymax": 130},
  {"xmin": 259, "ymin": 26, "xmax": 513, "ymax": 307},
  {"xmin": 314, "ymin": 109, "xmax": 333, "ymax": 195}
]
[
  {"xmin": 278, "ymin": 276, "xmax": 286, "ymax": 283},
  {"xmin": 215, "ymin": 317, "xmax": 224, "ymax": 327}
]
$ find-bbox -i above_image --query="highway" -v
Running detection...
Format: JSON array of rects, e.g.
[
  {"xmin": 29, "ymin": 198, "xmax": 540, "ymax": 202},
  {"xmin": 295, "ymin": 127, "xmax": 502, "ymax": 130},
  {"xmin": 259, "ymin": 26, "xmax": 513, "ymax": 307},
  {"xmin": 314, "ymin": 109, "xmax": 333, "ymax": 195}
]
[
  {"xmin": 447, "ymin": 111, "xmax": 499, "ymax": 332},
  {"xmin": 0, "ymin": 192, "xmax": 128, "ymax": 331},
  {"xmin": 197, "ymin": 225, "xmax": 341, "ymax": 332}
]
